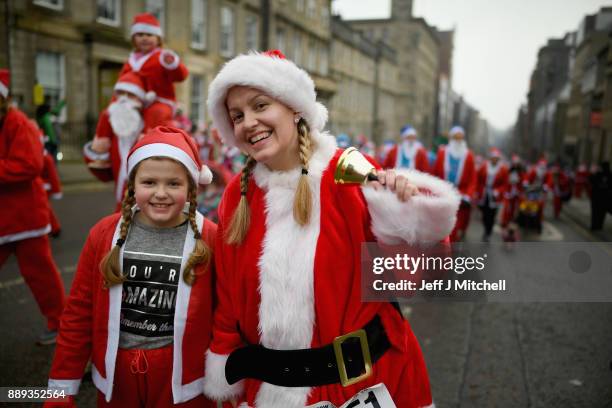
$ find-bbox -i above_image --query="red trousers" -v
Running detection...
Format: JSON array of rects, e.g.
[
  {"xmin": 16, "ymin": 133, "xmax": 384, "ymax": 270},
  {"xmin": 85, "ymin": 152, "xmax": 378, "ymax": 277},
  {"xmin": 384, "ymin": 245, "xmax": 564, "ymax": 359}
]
[
  {"xmin": 143, "ymin": 102, "xmax": 174, "ymax": 131},
  {"xmin": 97, "ymin": 346, "xmax": 216, "ymax": 407},
  {"xmin": 0, "ymin": 235, "xmax": 66, "ymax": 330},
  {"xmin": 450, "ymin": 203, "xmax": 472, "ymax": 242}
]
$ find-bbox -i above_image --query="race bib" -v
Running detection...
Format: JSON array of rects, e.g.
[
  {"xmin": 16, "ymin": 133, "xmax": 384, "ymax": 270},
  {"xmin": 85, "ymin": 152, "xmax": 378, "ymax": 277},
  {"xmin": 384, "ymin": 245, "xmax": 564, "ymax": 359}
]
[{"xmin": 306, "ymin": 383, "xmax": 397, "ymax": 408}]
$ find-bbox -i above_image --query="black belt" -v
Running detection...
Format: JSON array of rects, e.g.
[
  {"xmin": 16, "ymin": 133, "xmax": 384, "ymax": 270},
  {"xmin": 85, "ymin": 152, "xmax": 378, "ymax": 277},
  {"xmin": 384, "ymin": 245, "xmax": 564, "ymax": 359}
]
[{"xmin": 225, "ymin": 315, "xmax": 391, "ymax": 388}]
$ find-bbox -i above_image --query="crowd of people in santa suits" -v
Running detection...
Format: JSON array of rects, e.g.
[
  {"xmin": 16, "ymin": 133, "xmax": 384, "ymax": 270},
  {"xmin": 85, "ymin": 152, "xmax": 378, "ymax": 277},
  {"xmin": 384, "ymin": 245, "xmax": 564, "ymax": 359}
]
[{"xmin": 2, "ymin": 10, "xmax": 611, "ymax": 408}]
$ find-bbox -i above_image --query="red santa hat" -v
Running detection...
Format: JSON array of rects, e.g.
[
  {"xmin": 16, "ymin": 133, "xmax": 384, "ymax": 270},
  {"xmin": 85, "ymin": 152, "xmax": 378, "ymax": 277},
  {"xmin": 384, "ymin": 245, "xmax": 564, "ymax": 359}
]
[
  {"xmin": 511, "ymin": 154, "xmax": 521, "ymax": 164},
  {"xmin": 114, "ymin": 72, "xmax": 152, "ymax": 101},
  {"xmin": 127, "ymin": 126, "xmax": 213, "ymax": 185},
  {"xmin": 0, "ymin": 69, "xmax": 10, "ymax": 99},
  {"xmin": 130, "ymin": 13, "xmax": 163, "ymax": 38},
  {"xmin": 489, "ymin": 147, "xmax": 502, "ymax": 158},
  {"xmin": 207, "ymin": 49, "xmax": 328, "ymax": 147}
]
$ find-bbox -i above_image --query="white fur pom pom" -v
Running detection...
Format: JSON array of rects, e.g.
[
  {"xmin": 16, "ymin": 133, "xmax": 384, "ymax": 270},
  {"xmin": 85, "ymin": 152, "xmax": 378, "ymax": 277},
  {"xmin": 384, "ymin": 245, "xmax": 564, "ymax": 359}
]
[{"xmin": 199, "ymin": 164, "xmax": 213, "ymax": 185}]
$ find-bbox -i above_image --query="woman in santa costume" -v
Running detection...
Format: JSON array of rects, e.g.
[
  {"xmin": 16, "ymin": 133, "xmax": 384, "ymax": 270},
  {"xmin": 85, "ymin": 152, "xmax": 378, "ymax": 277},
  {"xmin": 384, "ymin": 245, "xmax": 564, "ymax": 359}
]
[
  {"xmin": 0, "ymin": 69, "xmax": 66, "ymax": 345},
  {"xmin": 84, "ymin": 72, "xmax": 150, "ymax": 209},
  {"xmin": 202, "ymin": 50, "xmax": 460, "ymax": 408},
  {"xmin": 382, "ymin": 125, "xmax": 430, "ymax": 173},
  {"xmin": 474, "ymin": 147, "xmax": 509, "ymax": 242},
  {"xmin": 120, "ymin": 13, "xmax": 188, "ymax": 130},
  {"xmin": 47, "ymin": 127, "xmax": 216, "ymax": 407},
  {"xmin": 432, "ymin": 126, "xmax": 477, "ymax": 242}
]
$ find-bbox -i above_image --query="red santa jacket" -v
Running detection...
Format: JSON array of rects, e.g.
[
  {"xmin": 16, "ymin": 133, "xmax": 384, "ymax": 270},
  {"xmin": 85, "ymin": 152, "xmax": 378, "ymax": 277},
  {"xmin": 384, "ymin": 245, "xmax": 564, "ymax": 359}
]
[
  {"xmin": 203, "ymin": 132, "xmax": 460, "ymax": 407},
  {"xmin": 0, "ymin": 107, "xmax": 51, "ymax": 245},
  {"xmin": 432, "ymin": 147, "xmax": 477, "ymax": 201},
  {"xmin": 48, "ymin": 212, "xmax": 215, "ymax": 404},
  {"xmin": 382, "ymin": 143, "xmax": 430, "ymax": 173},
  {"xmin": 83, "ymin": 110, "xmax": 124, "ymax": 202},
  {"xmin": 474, "ymin": 161, "xmax": 509, "ymax": 207},
  {"xmin": 525, "ymin": 166, "xmax": 553, "ymax": 191},
  {"xmin": 41, "ymin": 151, "xmax": 62, "ymax": 200},
  {"xmin": 120, "ymin": 48, "xmax": 188, "ymax": 105}
]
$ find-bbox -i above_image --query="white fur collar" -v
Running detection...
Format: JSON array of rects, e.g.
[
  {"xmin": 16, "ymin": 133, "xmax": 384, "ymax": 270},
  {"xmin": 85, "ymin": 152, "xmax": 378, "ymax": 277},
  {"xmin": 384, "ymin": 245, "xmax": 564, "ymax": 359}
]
[{"xmin": 253, "ymin": 130, "xmax": 336, "ymax": 407}]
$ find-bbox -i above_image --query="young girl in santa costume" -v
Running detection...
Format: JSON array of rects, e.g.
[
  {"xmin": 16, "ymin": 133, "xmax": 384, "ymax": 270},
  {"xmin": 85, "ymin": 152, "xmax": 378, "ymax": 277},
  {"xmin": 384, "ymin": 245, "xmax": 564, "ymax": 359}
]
[
  {"xmin": 202, "ymin": 50, "xmax": 460, "ymax": 408},
  {"xmin": 120, "ymin": 13, "xmax": 188, "ymax": 130},
  {"xmin": 47, "ymin": 127, "xmax": 216, "ymax": 407}
]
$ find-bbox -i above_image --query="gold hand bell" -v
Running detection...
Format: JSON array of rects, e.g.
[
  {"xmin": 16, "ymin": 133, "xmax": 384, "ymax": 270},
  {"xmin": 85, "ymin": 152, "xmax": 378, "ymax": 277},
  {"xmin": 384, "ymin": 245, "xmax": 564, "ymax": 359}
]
[{"xmin": 334, "ymin": 147, "xmax": 379, "ymax": 185}]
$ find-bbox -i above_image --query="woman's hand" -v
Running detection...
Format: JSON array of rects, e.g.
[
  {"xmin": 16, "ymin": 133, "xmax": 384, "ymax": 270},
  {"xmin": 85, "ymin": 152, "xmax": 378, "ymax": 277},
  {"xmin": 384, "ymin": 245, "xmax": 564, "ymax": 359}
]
[{"xmin": 370, "ymin": 169, "xmax": 419, "ymax": 202}]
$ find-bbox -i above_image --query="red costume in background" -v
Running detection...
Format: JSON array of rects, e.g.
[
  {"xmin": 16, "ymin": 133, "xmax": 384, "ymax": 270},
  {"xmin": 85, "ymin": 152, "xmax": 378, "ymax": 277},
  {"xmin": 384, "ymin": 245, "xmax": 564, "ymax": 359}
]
[{"xmin": 0, "ymin": 107, "xmax": 65, "ymax": 331}]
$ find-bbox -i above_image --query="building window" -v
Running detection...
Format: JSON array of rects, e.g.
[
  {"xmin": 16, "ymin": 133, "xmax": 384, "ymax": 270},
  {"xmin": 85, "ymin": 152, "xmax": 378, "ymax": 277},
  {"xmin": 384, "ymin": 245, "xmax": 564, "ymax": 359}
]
[
  {"xmin": 35, "ymin": 51, "xmax": 66, "ymax": 122},
  {"xmin": 33, "ymin": 0, "xmax": 63, "ymax": 10},
  {"xmin": 321, "ymin": 3, "xmax": 330, "ymax": 26},
  {"xmin": 296, "ymin": 0, "xmax": 304, "ymax": 12},
  {"xmin": 220, "ymin": 6, "xmax": 235, "ymax": 57},
  {"xmin": 306, "ymin": 0, "xmax": 316, "ymax": 18},
  {"xmin": 191, "ymin": 0, "xmax": 207, "ymax": 49},
  {"xmin": 276, "ymin": 26, "xmax": 286, "ymax": 54},
  {"xmin": 146, "ymin": 0, "xmax": 165, "ymax": 31},
  {"xmin": 245, "ymin": 14, "xmax": 259, "ymax": 51},
  {"xmin": 96, "ymin": 0, "xmax": 121, "ymax": 26},
  {"xmin": 293, "ymin": 32, "xmax": 302, "ymax": 66},
  {"xmin": 320, "ymin": 46, "xmax": 328, "ymax": 76},
  {"xmin": 307, "ymin": 38, "xmax": 316, "ymax": 71},
  {"xmin": 190, "ymin": 75, "xmax": 206, "ymax": 125}
]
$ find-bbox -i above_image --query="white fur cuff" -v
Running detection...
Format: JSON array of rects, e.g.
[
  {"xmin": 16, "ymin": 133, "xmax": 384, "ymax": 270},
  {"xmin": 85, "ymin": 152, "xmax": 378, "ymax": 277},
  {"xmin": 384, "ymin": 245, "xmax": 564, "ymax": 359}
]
[
  {"xmin": 362, "ymin": 169, "xmax": 461, "ymax": 245},
  {"xmin": 203, "ymin": 349, "xmax": 245, "ymax": 401},
  {"xmin": 159, "ymin": 49, "xmax": 180, "ymax": 70}
]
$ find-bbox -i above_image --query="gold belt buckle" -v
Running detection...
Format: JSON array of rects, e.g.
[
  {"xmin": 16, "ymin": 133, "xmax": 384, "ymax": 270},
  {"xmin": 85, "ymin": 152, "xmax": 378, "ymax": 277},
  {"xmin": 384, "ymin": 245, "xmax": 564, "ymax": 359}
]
[{"xmin": 332, "ymin": 329, "xmax": 372, "ymax": 387}]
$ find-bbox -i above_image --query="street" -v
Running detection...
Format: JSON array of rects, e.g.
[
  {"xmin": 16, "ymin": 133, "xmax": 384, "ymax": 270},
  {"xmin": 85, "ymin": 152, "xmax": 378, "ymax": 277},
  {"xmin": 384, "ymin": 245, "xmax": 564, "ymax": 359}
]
[{"xmin": 1, "ymin": 187, "xmax": 611, "ymax": 407}]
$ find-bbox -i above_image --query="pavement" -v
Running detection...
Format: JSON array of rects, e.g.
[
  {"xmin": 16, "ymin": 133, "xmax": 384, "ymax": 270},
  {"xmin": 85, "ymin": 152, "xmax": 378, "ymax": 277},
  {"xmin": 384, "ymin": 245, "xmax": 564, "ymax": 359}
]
[{"xmin": 561, "ymin": 195, "xmax": 612, "ymax": 242}]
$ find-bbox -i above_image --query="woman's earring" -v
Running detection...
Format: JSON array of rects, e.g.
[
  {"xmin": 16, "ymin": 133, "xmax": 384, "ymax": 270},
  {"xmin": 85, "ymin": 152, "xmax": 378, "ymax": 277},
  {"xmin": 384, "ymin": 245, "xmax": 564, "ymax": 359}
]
[{"xmin": 294, "ymin": 116, "xmax": 301, "ymax": 124}]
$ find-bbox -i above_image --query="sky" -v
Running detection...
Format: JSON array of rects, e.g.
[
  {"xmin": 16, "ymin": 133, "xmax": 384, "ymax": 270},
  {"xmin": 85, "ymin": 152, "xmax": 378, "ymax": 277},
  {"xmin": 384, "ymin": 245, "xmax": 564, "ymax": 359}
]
[{"xmin": 332, "ymin": 0, "xmax": 611, "ymax": 130}]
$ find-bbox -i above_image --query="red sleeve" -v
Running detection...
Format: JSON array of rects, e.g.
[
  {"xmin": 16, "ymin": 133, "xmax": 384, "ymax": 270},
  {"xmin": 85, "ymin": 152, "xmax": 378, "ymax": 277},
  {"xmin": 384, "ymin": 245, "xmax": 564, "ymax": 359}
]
[
  {"xmin": 432, "ymin": 149, "xmax": 445, "ymax": 179},
  {"xmin": 0, "ymin": 112, "xmax": 45, "ymax": 183},
  {"xmin": 95, "ymin": 111, "xmax": 113, "ymax": 139},
  {"xmin": 381, "ymin": 146, "xmax": 396, "ymax": 169},
  {"xmin": 49, "ymin": 226, "xmax": 101, "ymax": 383},
  {"xmin": 416, "ymin": 148, "xmax": 430, "ymax": 173},
  {"xmin": 463, "ymin": 153, "xmax": 477, "ymax": 197},
  {"xmin": 210, "ymin": 189, "xmax": 245, "ymax": 355},
  {"xmin": 167, "ymin": 62, "xmax": 189, "ymax": 83}
]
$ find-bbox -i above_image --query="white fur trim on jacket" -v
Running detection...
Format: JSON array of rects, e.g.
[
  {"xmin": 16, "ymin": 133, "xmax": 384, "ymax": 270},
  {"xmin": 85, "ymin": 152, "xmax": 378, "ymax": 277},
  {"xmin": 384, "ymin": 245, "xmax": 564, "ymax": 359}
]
[
  {"xmin": 208, "ymin": 51, "xmax": 328, "ymax": 148},
  {"xmin": 362, "ymin": 169, "xmax": 461, "ymax": 245},
  {"xmin": 203, "ymin": 350, "xmax": 245, "ymax": 400},
  {"xmin": 159, "ymin": 49, "xmax": 180, "ymax": 70},
  {"xmin": 251, "ymin": 130, "xmax": 336, "ymax": 407}
]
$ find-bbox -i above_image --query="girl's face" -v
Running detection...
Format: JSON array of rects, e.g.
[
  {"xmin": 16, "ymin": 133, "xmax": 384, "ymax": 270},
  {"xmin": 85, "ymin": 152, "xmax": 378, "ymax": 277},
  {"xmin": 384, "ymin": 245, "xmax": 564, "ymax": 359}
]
[
  {"xmin": 133, "ymin": 158, "xmax": 190, "ymax": 228},
  {"xmin": 226, "ymin": 86, "xmax": 300, "ymax": 171},
  {"xmin": 133, "ymin": 33, "xmax": 160, "ymax": 53}
]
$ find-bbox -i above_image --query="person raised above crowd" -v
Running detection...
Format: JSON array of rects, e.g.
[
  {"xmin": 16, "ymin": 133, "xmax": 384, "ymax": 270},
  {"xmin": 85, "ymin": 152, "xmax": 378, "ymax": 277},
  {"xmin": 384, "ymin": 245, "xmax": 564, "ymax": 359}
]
[
  {"xmin": 85, "ymin": 72, "xmax": 151, "ymax": 209},
  {"xmin": 120, "ymin": 13, "xmax": 189, "ymax": 130}
]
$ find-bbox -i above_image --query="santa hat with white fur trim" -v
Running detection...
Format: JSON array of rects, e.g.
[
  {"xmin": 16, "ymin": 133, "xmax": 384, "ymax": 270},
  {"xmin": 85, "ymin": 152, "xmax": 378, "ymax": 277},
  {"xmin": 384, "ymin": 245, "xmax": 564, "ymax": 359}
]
[
  {"xmin": 207, "ymin": 49, "xmax": 328, "ymax": 147},
  {"xmin": 127, "ymin": 126, "xmax": 213, "ymax": 185},
  {"xmin": 114, "ymin": 72, "xmax": 155, "ymax": 103},
  {"xmin": 0, "ymin": 69, "xmax": 9, "ymax": 99},
  {"xmin": 130, "ymin": 13, "xmax": 163, "ymax": 38}
]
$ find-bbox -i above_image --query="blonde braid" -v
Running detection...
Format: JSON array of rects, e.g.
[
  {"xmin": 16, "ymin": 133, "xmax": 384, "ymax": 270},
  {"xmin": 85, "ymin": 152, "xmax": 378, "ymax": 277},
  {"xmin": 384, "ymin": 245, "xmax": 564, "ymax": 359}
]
[
  {"xmin": 101, "ymin": 185, "xmax": 136, "ymax": 287},
  {"xmin": 183, "ymin": 184, "xmax": 211, "ymax": 285},
  {"xmin": 294, "ymin": 119, "xmax": 313, "ymax": 226},
  {"xmin": 226, "ymin": 156, "xmax": 257, "ymax": 244}
]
